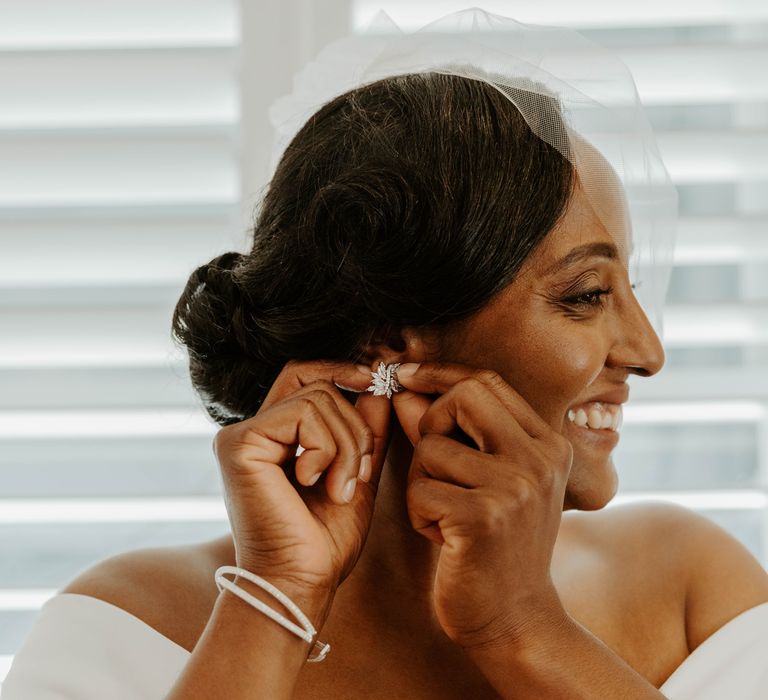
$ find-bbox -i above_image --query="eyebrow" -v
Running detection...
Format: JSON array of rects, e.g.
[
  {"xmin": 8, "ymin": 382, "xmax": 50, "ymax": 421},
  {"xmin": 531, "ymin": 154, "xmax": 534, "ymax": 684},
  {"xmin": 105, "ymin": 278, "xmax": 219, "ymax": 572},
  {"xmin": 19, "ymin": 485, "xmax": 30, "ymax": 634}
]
[{"xmin": 544, "ymin": 242, "xmax": 619, "ymax": 276}]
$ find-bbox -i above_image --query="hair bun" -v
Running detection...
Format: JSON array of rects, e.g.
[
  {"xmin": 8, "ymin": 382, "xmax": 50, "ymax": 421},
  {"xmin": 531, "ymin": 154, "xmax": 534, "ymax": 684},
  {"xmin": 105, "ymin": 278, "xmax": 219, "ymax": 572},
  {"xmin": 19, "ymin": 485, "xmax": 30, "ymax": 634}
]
[
  {"xmin": 199, "ymin": 251, "xmax": 245, "ymax": 311},
  {"xmin": 171, "ymin": 250, "xmax": 268, "ymax": 426}
]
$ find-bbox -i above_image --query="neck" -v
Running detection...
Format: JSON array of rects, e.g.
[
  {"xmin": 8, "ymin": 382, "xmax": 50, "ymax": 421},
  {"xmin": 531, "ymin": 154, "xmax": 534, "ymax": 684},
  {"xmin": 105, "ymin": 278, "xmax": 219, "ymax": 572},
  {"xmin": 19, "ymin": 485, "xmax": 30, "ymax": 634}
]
[{"xmin": 330, "ymin": 422, "xmax": 446, "ymax": 639}]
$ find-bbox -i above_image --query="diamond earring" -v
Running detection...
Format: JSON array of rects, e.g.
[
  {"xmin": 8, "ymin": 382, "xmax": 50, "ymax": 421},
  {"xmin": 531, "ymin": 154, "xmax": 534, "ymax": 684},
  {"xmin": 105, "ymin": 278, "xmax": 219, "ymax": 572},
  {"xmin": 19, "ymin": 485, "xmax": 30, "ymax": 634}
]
[{"xmin": 365, "ymin": 361, "xmax": 403, "ymax": 399}]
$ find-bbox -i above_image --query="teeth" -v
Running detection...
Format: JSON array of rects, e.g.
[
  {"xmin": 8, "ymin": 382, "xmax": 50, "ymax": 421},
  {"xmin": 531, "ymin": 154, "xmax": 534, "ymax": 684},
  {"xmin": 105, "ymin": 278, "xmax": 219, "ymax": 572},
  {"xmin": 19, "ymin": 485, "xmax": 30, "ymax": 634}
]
[
  {"xmin": 567, "ymin": 402, "xmax": 622, "ymax": 432},
  {"xmin": 587, "ymin": 409, "xmax": 603, "ymax": 429}
]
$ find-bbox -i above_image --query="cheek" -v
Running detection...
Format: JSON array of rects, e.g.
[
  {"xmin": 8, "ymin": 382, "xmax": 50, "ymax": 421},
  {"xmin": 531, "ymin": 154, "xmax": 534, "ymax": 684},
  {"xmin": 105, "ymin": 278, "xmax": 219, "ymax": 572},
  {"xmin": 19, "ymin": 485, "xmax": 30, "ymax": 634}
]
[{"xmin": 502, "ymin": 331, "xmax": 603, "ymax": 427}]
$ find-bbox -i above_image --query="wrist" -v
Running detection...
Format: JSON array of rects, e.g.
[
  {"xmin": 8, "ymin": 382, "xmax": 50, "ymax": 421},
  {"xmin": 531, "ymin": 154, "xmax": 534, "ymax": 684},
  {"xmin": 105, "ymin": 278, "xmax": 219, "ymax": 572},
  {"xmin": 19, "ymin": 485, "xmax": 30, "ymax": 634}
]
[
  {"xmin": 222, "ymin": 568, "xmax": 337, "ymax": 633},
  {"xmin": 459, "ymin": 591, "xmax": 570, "ymax": 657}
]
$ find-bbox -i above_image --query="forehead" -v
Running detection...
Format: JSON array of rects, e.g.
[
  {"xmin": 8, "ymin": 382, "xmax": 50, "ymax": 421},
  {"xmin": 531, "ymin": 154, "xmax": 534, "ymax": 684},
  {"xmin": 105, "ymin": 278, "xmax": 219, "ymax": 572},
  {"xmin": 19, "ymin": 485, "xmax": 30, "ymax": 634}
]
[{"xmin": 525, "ymin": 135, "xmax": 632, "ymax": 275}]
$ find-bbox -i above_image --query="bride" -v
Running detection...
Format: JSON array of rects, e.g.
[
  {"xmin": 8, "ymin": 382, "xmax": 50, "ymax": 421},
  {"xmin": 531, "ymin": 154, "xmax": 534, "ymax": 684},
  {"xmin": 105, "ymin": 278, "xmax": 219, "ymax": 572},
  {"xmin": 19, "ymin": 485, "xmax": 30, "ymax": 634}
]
[{"xmin": 4, "ymin": 9, "xmax": 767, "ymax": 700}]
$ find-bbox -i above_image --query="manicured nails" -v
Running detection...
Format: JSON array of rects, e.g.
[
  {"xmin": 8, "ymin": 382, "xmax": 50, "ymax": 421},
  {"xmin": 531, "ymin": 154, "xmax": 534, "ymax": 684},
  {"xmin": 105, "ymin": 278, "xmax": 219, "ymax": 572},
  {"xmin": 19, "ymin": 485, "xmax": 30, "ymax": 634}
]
[
  {"xmin": 342, "ymin": 477, "xmax": 357, "ymax": 502},
  {"xmin": 396, "ymin": 363, "xmax": 420, "ymax": 380},
  {"xmin": 334, "ymin": 381, "xmax": 364, "ymax": 393},
  {"xmin": 358, "ymin": 454, "xmax": 372, "ymax": 482},
  {"xmin": 356, "ymin": 364, "xmax": 372, "ymax": 376}
]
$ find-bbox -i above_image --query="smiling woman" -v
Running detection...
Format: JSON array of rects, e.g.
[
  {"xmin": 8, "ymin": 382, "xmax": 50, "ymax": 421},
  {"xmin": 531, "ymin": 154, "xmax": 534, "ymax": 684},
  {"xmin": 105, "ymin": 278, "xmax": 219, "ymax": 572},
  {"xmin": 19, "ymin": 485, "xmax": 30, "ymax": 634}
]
[{"xmin": 3, "ymin": 7, "xmax": 768, "ymax": 700}]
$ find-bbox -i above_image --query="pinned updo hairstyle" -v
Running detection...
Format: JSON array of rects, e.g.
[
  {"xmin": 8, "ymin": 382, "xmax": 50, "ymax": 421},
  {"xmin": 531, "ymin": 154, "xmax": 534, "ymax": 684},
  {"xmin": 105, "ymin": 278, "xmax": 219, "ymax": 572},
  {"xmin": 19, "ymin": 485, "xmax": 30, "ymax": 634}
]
[{"xmin": 171, "ymin": 73, "xmax": 574, "ymax": 426}]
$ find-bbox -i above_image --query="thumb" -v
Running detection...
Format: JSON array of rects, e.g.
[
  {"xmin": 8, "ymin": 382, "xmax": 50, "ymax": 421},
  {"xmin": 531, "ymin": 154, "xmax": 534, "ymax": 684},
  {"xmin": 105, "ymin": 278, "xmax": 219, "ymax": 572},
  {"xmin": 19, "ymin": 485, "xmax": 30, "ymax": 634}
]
[{"xmin": 391, "ymin": 390, "xmax": 434, "ymax": 447}]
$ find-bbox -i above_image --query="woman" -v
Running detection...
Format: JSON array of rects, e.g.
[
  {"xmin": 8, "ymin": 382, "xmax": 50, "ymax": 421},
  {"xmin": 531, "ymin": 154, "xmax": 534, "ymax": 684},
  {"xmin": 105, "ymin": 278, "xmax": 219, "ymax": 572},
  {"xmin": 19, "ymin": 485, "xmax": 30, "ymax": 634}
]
[{"xmin": 5, "ymin": 11, "xmax": 768, "ymax": 700}]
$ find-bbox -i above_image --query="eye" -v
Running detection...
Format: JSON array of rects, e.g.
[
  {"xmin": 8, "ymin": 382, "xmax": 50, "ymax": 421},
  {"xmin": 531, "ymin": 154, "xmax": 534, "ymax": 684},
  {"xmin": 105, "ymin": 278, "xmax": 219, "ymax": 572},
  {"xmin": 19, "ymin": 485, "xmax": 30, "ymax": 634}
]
[{"xmin": 562, "ymin": 287, "xmax": 612, "ymax": 308}]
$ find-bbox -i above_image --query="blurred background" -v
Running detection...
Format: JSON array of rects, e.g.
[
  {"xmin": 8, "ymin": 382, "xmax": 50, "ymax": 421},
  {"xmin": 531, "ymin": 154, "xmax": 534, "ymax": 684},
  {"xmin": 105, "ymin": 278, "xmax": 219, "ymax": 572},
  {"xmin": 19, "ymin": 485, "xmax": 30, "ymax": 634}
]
[{"xmin": 1, "ymin": 0, "xmax": 767, "ymax": 686}]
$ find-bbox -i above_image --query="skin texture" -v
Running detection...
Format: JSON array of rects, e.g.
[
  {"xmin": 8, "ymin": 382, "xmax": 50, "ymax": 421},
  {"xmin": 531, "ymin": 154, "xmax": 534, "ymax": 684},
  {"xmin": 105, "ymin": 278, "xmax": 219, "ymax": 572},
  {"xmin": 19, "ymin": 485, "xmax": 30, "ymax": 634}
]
[
  {"xmin": 279, "ymin": 152, "xmax": 669, "ymax": 696},
  {"xmin": 60, "ymin": 136, "xmax": 768, "ymax": 697}
]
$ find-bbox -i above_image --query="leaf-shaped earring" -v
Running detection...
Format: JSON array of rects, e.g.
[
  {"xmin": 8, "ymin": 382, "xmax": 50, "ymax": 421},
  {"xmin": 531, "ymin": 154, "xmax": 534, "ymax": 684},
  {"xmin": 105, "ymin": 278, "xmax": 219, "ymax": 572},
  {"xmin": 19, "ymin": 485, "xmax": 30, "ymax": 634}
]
[{"xmin": 366, "ymin": 361, "xmax": 403, "ymax": 399}]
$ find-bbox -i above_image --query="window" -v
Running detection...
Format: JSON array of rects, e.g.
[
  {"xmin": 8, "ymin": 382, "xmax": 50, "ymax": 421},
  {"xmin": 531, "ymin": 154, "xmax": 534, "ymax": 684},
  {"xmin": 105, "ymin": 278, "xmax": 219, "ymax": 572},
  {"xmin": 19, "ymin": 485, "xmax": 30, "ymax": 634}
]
[{"xmin": 2, "ymin": 0, "xmax": 766, "ymax": 685}]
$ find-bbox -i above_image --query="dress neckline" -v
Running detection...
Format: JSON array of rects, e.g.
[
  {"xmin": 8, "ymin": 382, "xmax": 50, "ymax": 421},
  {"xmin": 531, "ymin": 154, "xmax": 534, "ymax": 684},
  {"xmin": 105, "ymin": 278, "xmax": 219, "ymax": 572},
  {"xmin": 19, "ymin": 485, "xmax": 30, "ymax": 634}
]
[
  {"xmin": 53, "ymin": 592, "xmax": 192, "ymax": 655},
  {"xmin": 51, "ymin": 592, "xmax": 768, "ymax": 681}
]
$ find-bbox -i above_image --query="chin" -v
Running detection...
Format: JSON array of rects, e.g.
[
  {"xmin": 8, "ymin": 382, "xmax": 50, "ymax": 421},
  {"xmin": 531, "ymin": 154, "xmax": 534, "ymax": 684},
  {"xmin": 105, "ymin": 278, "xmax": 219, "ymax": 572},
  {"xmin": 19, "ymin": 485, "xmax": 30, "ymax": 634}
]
[{"xmin": 562, "ymin": 456, "xmax": 619, "ymax": 511}]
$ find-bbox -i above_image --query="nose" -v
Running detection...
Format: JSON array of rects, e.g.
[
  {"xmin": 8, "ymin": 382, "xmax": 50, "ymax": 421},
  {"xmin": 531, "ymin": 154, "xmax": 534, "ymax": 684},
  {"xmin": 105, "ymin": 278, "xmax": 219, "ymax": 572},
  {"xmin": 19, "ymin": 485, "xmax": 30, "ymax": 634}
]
[{"xmin": 608, "ymin": 285, "xmax": 665, "ymax": 377}]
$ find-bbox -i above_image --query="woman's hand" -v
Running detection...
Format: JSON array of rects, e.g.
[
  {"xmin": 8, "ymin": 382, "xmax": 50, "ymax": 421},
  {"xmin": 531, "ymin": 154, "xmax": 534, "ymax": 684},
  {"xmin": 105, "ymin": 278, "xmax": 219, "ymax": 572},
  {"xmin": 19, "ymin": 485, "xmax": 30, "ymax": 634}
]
[
  {"xmin": 392, "ymin": 362, "xmax": 573, "ymax": 651},
  {"xmin": 212, "ymin": 360, "xmax": 392, "ymax": 600}
]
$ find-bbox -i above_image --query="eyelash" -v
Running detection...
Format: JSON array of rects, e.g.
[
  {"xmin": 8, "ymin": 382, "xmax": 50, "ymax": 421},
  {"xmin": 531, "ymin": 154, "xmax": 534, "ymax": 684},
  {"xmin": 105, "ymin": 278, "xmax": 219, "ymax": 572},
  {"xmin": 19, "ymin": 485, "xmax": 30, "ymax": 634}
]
[{"xmin": 562, "ymin": 286, "xmax": 613, "ymax": 308}]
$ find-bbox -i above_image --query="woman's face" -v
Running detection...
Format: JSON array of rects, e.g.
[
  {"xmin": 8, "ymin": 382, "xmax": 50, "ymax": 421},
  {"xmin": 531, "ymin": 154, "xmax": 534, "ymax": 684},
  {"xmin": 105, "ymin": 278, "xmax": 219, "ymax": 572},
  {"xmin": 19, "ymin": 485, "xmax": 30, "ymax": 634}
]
[{"xmin": 439, "ymin": 178, "xmax": 664, "ymax": 511}]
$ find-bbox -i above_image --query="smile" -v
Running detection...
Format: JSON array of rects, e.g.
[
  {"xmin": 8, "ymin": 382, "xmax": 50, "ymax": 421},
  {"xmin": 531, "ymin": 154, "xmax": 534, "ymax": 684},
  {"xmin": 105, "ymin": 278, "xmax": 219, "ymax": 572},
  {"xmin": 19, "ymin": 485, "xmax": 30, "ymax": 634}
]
[{"xmin": 567, "ymin": 402, "xmax": 623, "ymax": 432}]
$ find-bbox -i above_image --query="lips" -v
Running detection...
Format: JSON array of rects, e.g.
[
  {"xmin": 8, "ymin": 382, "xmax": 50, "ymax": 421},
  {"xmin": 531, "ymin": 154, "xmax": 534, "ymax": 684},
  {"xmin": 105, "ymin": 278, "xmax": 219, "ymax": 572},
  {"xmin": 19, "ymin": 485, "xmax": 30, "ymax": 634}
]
[{"xmin": 567, "ymin": 401, "xmax": 623, "ymax": 432}]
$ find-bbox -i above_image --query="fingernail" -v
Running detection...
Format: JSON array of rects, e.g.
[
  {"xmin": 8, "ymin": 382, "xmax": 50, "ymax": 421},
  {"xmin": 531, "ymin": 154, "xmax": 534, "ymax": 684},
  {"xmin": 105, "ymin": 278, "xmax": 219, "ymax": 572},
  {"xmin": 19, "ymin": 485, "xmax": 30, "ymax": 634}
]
[
  {"xmin": 356, "ymin": 364, "xmax": 372, "ymax": 376},
  {"xmin": 342, "ymin": 477, "xmax": 357, "ymax": 502},
  {"xmin": 358, "ymin": 454, "xmax": 372, "ymax": 482},
  {"xmin": 334, "ymin": 381, "xmax": 363, "ymax": 393},
  {"xmin": 396, "ymin": 363, "xmax": 420, "ymax": 380},
  {"xmin": 307, "ymin": 472, "xmax": 321, "ymax": 486}
]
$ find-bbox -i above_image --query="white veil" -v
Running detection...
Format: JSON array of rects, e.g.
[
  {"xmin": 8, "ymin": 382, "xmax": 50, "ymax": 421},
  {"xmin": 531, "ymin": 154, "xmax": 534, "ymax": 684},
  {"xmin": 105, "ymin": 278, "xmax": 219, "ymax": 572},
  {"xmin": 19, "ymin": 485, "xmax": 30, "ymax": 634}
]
[{"xmin": 267, "ymin": 8, "xmax": 678, "ymax": 334}]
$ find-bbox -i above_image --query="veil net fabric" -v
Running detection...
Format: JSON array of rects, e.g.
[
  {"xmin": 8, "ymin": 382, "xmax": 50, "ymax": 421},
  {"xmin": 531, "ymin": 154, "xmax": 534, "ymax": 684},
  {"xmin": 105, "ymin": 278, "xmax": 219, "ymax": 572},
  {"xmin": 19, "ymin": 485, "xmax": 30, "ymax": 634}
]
[{"xmin": 268, "ymin": 8, "xmax": 678, "ymax": 335}]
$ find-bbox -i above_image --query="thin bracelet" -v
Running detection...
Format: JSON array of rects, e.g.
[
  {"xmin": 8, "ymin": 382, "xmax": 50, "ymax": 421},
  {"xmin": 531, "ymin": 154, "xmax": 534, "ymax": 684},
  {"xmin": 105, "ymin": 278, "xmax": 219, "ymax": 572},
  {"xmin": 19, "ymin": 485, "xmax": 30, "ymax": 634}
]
[{"xmin": 215, "ymin": 565, "xmax": 331, "ymax": 663}]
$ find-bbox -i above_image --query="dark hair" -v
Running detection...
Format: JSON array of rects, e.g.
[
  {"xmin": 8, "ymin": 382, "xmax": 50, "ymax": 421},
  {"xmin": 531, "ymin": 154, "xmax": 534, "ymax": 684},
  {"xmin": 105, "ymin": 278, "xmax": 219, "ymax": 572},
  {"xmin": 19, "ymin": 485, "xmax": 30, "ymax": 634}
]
[{"xmin": 171, "ymin": 72, "xmax": 575, "ymax": 426}]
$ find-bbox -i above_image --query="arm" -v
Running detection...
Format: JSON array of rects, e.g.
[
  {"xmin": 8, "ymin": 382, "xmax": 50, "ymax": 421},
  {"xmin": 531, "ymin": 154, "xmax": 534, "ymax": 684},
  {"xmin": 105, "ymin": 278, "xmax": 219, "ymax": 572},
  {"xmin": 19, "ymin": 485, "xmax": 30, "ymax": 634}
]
[
  {"xmin": 164, "ymin": 574, "xmax": 335, "ymax": 700},
  {"xmin": 463, "ymin": 610, "xmax": 667, "ymax": 700},
  {"xmin": 62, "ymin": 550, "xmax": 336, "ymax": 700},
  {"xmin": 465, "ymin": 501, "xmax": 768, "ymax": 700}
]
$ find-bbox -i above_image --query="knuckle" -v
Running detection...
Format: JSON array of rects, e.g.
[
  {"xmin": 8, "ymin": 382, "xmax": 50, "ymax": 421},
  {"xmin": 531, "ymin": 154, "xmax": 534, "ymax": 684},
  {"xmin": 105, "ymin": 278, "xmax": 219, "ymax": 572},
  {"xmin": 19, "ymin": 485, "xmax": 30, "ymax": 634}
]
[
  {"xmin": 510, "ymin": 476, "xmax": 536, "ymax": 505},
  {"xmin": 477, "ymin": 497, "xmax": 510, "ymax": 532},
  {"xmin": 303, "ymin": 389, "xmax": 334, "ymax": 408},
  {"xmin": 455, "ymin": 376, "xmax": 483, "ymax": 393},
  {"xmin": 474, "ymin": 368, "xmax": 502, "ymax": 386},
  {"xmin": 534, "ymin": 465, "xmax": 556, "ymax": 491},
  {"xmin": 415, "ymin": 431, "xmax": 440, "ymax": 452},
  {"xmin": 295, "ymin": 395, "xmax": 324, "ymax": 418},
  {"xmin": 298, "ymin": 389, "xmax": 331, "ymax": 415},
  {"xmin": 211, "ymin": 428, "xmax": 229, "ymax": 460},
  {"xmin": 305, "ymin": 378, "xmax": 333, "ymax": 391},
  {"xmin": 347, "ymin": 443, "xmax": 362, "ymax": 463},
  {"xmin": 358, "ymin": 423, "xmax": 375, "ymax": 451},
  {"xmin": 405, "ymin": 477, "xmax": 428, "ymax": 509}
]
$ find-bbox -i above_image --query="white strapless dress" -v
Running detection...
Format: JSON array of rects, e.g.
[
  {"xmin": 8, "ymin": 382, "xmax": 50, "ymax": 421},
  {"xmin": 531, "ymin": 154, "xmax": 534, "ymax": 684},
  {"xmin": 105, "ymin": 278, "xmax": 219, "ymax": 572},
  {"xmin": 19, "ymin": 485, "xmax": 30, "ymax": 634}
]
[{"xmin": 2, "ymin": 594, "xmax": 767, "ymax": 698}]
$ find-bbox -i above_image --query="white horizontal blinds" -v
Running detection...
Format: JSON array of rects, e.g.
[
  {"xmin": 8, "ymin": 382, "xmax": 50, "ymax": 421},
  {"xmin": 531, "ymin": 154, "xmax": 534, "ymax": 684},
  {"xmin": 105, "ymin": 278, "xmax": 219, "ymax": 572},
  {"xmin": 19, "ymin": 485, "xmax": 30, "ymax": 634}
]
[
  {"xmin": 0, "ymin": 0, "xmax": 242, "ymax": 686},
  {"xmin": 353, "ymin": 1, "xmax": 768, "ymax": 29},
  {"xmin": 353, "ymin": 0, "xmax": 768, "ymax": 568},
  {"xmin": 0, "ymin": 0, "xmax": 765, "ymax": 687}
]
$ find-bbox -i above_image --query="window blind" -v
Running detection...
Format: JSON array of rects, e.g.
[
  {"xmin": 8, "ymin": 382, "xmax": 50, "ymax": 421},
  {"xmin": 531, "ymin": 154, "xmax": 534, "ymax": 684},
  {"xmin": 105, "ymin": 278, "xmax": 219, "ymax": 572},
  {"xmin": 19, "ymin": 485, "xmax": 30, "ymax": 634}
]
[
  {"xmin": 0, "ymin": 0, "xmax": 241, "ymax": 685},
  {"xmin": 2, "ymin": 0, "xmax": 767, "ymax": 686}
]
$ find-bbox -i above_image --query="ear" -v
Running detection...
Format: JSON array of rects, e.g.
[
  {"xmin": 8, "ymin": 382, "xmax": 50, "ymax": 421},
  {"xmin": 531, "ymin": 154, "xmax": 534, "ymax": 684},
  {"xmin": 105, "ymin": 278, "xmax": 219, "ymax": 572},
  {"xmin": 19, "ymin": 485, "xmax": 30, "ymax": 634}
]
[
  {"xmin": 357, "ymin": 327, "xmax": 443, "ymax": 447},
  {"xmin": 357, "ymin": 326, "xmax": 437, "ymax": 367}
]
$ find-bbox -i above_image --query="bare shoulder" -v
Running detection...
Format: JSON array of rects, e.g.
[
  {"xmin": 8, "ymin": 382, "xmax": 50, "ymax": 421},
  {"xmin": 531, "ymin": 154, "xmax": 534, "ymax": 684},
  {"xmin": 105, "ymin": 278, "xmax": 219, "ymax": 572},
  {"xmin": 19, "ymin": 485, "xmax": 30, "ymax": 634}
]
[
  {"xmin": 568, "ymin": 502, "xmax": 768, "ymax": 652},
  {"xmin": 651, "ymin": 503, "xmax": 768, "ymax": 651},
  {"xmin": 60, "ymin": 539, "xmax": 224, "ymax": 652}
]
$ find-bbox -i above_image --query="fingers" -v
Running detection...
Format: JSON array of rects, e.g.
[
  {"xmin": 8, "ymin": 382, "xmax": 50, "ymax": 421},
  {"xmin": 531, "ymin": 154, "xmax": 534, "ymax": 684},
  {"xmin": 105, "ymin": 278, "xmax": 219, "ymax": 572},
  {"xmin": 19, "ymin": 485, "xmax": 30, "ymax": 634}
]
[
  {"xmin": 406, "ymin": 477, "xmax": 468, "ymax": 545},
  {"xmin": 231, "ymin": 378, "xmax": 378, "ymax": 506},
  {"xmin": 260, "ymin": 359, "xmax": 374, "ymax": 412},
  {"xmin": 292, "ymin": 390, "xmax": 368, "ymax": 504},
  {"xmin": 407, "ymin": 432, "xmax": 498, "ymax": 490},
  {"xmin": 417, "ymin": 381, "xmax": 531, "ymax": 455},
  {"xmin": 395, "ymin": 363, "xmax": 550, "ymax": 439},
  {"xmin": 391, "ymin": 389, "xmax": 434, "ymax": 447},
  {"xmin": 353, "ymin": 390, "xmax": 394, "ymax": 494}
]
